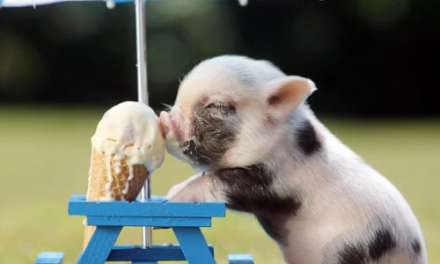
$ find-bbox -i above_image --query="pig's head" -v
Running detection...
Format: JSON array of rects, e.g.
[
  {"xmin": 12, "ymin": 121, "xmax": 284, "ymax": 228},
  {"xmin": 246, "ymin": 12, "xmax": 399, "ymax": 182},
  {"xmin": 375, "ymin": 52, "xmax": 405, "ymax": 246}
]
[{"xmin": 160, "ymin": 55, "xmax": 316, "ymax": 170}]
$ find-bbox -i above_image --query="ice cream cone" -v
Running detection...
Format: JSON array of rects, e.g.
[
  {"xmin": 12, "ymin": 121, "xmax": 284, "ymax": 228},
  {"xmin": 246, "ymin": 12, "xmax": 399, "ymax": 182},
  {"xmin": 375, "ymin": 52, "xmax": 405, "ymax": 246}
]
[
  {"xmin": 82, "ymin": 101, "xmax": 165, "ymax": 248},
  {"xmin": 83, "ymin": 148, "xmax": 150, "ymax": 247},
  {"xmin": 86, "ymin": 148, "xmax": 149, "ymax": 201}
]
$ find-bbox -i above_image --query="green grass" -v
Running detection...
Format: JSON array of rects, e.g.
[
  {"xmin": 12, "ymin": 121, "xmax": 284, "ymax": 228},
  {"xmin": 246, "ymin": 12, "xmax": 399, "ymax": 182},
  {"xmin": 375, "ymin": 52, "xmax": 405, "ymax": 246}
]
[{"xmin": 0, "ymin": 106, "xmax": 439, "ymax": 263}]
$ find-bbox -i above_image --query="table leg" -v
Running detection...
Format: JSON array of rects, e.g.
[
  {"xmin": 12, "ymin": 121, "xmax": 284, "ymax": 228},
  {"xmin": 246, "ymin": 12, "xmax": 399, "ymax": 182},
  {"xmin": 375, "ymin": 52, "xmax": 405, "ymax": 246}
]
[
  {"xmin": 77, "ymin": 226, "xmax": 122, "ymax": 264},
  {"xmin": 173, "ymin": 227, "xmax": 215, "ymax": 264}
]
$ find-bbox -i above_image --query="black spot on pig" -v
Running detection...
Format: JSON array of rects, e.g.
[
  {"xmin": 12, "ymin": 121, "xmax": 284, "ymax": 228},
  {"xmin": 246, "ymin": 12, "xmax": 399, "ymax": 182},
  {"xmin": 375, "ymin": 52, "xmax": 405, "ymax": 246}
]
[
  {"xmin": 368, "ymin": 229, "xmax": 396, "ymax": 260},
  {"xmin": 296, "ymin": 119, "xmax": 321, "ymax": 155},
  {"xmin": 213, "ymin": 164, "xmax": 300, "ymax": 213},
  {"xmin": 256, "ymin": 213, "xmax": 291, "ymax": 245},
  {"xmin": 334, "ymin": 227, "xmax": 396, "ymax": 264},
  {"xmin": 182, "ymin": 101, "xmax": 238, "ymax": 166},
  {"xmin": 181, "ymin": 139, "xmax": 208, "ymax": 164},
  {"xmin": 212, "ymin": 164, "xmax": 301, "ymax": 244},
  {"xmin": 338, "ymin": 244, "xmax": 367, "ymax": 264},
  {"xmin": 411, "ymin": 239, "xmax": 421, "ymax": 255}
]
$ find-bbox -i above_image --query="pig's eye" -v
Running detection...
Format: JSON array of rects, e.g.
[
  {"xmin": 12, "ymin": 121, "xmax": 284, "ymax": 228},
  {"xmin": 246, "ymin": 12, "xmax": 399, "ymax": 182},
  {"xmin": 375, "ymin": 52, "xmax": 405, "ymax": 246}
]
[
  {"xmin": 205, "ymin": 102, "xmax": 236, "ymax": 115},
  {"xmin": 205, "ymin": 103, "xmax": 222, "ymax": 109}
]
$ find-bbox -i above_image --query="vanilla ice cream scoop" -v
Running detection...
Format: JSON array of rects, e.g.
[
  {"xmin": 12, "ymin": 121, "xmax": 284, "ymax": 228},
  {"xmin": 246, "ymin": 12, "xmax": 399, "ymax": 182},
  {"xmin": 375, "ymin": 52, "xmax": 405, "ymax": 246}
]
[{"xmin": 91, "ymin": 101, "xmax": 165, "ymax": 174}]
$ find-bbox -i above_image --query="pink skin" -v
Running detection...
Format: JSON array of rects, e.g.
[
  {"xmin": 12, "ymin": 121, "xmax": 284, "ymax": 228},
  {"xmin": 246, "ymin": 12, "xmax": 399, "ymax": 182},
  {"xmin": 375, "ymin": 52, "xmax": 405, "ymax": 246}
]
[{"xmin": 159, "ymin": 110, "xmax": 184, "ymax": 144}]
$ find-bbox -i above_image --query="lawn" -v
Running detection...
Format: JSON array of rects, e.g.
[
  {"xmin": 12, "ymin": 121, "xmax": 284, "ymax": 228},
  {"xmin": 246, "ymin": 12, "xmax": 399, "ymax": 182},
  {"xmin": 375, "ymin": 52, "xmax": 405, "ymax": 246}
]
[{"xmin": 0, "ymin": 105, "xmax": 439, "ymax": 263}]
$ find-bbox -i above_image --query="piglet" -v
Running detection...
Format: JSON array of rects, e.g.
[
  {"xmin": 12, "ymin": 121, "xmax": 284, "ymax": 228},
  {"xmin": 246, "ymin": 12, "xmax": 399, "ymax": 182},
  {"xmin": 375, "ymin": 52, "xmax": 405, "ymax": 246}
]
[{"xmin": 159, "ymin": 55, "xmax": 427, "ymax": 264}]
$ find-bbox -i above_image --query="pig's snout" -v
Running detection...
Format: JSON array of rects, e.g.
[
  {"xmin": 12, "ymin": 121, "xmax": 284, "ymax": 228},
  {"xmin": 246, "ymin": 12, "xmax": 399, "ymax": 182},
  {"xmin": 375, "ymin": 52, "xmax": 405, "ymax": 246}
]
[
  {"xmin": 160, "ymin": 110, "xmax": 191, "ymax": 163},
  {"xmin": 159, "ymin": 110, "xmax": 183, "ymax": 143}
]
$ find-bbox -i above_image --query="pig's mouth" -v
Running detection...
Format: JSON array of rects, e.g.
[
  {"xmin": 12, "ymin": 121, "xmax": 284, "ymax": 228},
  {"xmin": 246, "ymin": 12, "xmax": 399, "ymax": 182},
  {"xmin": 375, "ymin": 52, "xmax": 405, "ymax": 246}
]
[{"xmin": 181, "ymin": 138, "xmax": 211, "ymax": 167}]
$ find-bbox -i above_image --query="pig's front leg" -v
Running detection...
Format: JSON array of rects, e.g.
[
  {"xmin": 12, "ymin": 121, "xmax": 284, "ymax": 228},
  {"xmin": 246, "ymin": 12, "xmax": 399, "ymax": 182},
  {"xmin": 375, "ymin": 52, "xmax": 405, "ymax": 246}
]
[{"xmin": 166, "ymin": 172, "xmax": 225, "ymax": 203}]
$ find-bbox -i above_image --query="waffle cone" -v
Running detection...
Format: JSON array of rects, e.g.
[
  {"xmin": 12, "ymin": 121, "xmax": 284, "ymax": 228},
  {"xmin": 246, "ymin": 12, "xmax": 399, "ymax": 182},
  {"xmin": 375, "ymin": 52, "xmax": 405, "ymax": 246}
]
[{"xmin": 83, "ymin": 148, "xmax": 150, "ymax": 248}]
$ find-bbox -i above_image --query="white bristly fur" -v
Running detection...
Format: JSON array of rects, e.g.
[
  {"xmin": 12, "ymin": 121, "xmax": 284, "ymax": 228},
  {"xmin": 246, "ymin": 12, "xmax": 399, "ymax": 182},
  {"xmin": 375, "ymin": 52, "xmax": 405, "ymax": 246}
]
[{"xmin": 161, "ymin": 55, "xmax": 427, "ymax": 264}]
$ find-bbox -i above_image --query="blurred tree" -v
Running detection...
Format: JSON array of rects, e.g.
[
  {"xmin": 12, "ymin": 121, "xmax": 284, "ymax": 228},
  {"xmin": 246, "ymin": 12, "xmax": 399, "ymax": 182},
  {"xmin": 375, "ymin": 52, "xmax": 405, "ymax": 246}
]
[{"xmin": 0, "ymin": 0, "xmax": 438, "ymax": 115}]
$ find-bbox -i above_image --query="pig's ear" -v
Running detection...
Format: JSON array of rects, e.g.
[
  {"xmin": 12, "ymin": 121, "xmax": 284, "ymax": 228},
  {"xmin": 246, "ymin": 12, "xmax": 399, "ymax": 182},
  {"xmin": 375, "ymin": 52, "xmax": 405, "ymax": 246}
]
[{"xmin": 264, "ymin": 76, "xmax": 316, "ymax": 120}]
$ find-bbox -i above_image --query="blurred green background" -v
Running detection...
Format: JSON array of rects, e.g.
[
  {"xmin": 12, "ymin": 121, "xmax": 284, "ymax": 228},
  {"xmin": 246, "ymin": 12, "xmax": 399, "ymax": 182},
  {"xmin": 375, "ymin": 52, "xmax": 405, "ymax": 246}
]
[
  {"xmin": 0, "ymin": 0, "xmax": 439, "ymax": 263},
  {"xmin": 0, "ymin": 107, "xmax": 438, "ymax": 263}
]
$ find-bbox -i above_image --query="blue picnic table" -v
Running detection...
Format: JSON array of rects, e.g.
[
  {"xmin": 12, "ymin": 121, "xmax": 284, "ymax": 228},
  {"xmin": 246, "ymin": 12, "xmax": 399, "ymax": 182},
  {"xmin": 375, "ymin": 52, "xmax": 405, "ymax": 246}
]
[{"xmin": 35, "ymin": 195, "xmax": 254, "ymax": 264}]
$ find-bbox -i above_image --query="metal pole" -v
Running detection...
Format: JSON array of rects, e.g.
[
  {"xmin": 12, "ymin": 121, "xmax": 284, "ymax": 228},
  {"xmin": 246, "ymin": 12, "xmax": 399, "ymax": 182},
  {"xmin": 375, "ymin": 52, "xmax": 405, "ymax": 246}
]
[
  {"xmin": 135, "ymin": 0, "xmax": 148, "ymax": 105},
  {"xmin": 134, "ymin": 0, "xmax": 151, "ymax": 248}
]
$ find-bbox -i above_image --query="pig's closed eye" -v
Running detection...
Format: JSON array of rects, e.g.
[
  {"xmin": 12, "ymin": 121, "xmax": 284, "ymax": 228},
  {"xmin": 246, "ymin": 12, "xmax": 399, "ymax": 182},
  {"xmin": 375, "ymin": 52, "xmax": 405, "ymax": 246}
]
[
  {"xmin": 205, "ymin": 103, "xmax": 236, "ymax": 115},
  {"xmin": 205, "ymin": 103, "xmax": 222, "ymax": 109}
]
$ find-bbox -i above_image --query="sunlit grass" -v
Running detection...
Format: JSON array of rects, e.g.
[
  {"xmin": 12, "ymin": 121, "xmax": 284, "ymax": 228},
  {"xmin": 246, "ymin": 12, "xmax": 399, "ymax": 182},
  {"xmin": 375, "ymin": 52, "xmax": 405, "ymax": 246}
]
[{"xmin": 0, "ymin": 106, "xmax": 438, "ymax": 263}]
